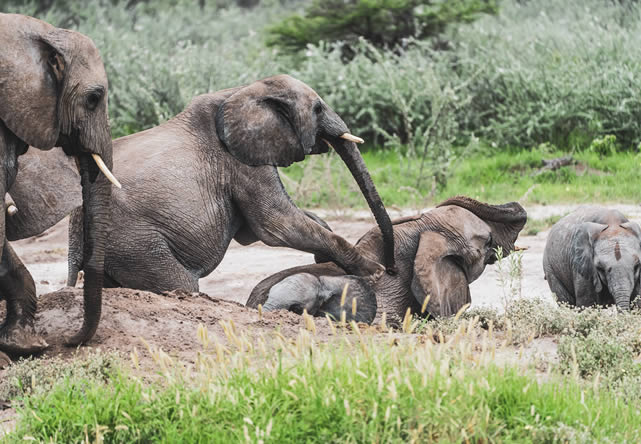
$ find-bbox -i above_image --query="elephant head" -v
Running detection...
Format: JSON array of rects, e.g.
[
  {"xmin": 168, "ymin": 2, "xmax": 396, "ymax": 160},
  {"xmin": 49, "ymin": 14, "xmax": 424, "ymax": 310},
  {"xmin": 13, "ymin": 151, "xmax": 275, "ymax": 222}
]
[
  {"xmin": 215, "ymin": 75, "xmax": 396, "ymax": 274},
  {"xmin": 411, "ymin": 196, "xmax": 527, "ymax": 317},
  {"xmin": 0, "ymin": 14, "xmax": 119, "ymax": 345},
  {"xmin": 571, "ymin": 220, "xmax": 641, "ymax": 310},
  {"xmin": 263, "ymin": 272, "xmax": 377, "ymax": 323},
  {"xmin": 248, "ymin": 196, "xmax": 527, "ymax": 322}
]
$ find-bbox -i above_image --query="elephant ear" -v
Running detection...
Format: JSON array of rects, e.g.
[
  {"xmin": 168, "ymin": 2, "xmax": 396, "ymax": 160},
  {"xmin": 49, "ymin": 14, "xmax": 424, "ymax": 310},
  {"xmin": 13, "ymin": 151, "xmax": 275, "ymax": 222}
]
[
  {"xmin": 215, "ymin": 75, "xmax": 315, "ymax": 167},
  {"xmin": 571, "ymin": 222, "xmax": 607, "ymax": 294},
  {"xmin": 0, "ymin": 15, "xmax": 66, "ymax": 149},
  {"xmin": 621, "ymin": 221, "xmax": 641, "ymax": 240},
  {"xmin": 437, "ymin": 196, "xmax": 527, "ymax": 261},
  {"xmin": 6, "ymin": 147, "xmax": 81, "ymax": 241},
  {"xmin": 411, "ymin": 230, "xmax": 471, "ymax": 317}
]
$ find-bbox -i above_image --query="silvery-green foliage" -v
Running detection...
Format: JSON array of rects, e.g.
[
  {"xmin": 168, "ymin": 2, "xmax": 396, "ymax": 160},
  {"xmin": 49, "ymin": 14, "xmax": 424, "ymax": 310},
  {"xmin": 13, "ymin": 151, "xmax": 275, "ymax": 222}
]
[{"xmin": 454, "ymin": 0, "xmax": 641, "ymax": 149}]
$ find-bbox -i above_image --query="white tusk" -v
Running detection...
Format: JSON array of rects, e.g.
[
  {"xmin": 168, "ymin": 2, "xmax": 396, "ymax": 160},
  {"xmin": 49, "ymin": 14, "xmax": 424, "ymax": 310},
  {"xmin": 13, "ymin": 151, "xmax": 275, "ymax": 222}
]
[
  {"xmin": 340, "ymin": 133, "xmax": 364, "ymax": 144},
  {"xmin": 322, "ymin": 138, "xmax": 334, "ymax": 150},
  {"xmin": 5, "ymin": 193, "xmax": 17, "ymax": 216},
  {"xmin": 91, "ymin": 154, "xmax": 122, "ymax": 189}
]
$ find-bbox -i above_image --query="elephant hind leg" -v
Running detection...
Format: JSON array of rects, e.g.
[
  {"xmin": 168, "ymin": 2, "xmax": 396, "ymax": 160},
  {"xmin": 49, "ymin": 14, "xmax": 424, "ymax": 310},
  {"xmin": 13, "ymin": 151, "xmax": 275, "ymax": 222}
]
[
  {"xmin": 546, "ymin": 272, "xmax": 574, "ymax": 306},
  {"xmin": 0, "ymin": 240, "xmax": 48, "ymax": 354}
]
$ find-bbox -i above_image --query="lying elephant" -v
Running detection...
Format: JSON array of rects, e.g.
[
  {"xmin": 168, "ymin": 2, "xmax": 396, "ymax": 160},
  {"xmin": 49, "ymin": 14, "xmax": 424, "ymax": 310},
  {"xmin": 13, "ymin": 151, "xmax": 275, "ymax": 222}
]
[
  {"xmin": 543, "ymin": 206, "xmax": 641, "ymax": 310},
  {"xmin": 11, "ymin": 75, "xmax": 397, "ymax": 294},
  {"xmin": 247, "ymin": 196, "xmax": 527, "ymax": 323}
]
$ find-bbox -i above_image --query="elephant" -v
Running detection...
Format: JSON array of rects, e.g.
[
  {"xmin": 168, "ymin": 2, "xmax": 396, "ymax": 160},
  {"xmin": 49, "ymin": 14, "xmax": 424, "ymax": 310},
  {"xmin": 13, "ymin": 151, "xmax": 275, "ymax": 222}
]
[
  {"xmin": 247, "ymin": 196, "xmax": 527, "ymax": 324},
  {"xmin": 0, "ymin": 14, "xmax": 119, "ymax": 355},
  {"xmin": 11, "ymin": 75, "xmax": 396, "ymax": 294},
  {"xmin": 543, "ymin": 206, "xmax": 641, "ymax": 310}
]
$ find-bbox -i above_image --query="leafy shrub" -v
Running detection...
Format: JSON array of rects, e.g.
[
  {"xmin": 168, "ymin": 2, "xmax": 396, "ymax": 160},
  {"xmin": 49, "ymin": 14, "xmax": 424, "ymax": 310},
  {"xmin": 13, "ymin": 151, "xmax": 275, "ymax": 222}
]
[
  {"xmin": 267, "ymin": 0, "xmax": 497, "ymax": 56},
  {"xmin": 588, "ymin": 134, "xmax": 619, "ymax": 157},
  {"xmin": 455, "ymin": 0, "xmax": 641, "ymax": 150},
  {"xmin": 0, "ymin": 350, "xmax": 120, "ymax": 401}
]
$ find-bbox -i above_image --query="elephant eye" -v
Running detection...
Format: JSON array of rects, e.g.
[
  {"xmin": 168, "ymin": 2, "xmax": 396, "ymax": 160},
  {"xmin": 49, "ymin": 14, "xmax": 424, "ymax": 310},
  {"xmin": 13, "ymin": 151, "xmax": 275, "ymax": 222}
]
[
  {"xmin": 86, "ymin": 88, "xmax": 104, "ymax": 111},
  {"xmin": 313, "ymin": 101, "xmax": 323, "ymax": 115}
]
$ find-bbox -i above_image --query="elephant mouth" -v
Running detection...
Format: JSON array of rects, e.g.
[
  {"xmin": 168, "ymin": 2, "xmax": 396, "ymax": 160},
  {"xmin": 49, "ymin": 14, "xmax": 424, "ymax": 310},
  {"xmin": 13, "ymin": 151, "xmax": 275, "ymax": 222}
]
[{"xmin": 57, "ymin": 133, "xmax": 121, "ymax": 189}]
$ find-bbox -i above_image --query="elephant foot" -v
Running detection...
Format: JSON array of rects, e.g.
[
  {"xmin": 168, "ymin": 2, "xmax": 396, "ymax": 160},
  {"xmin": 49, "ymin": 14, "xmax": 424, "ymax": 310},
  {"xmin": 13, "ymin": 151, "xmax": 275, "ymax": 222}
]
[
  {"xmin": 0, "ymin": 351, "xmax": 10, "ymax": 369},
  {"xmin": 0, "ymin": 322, "xmax": 48, "ymax": 355}
]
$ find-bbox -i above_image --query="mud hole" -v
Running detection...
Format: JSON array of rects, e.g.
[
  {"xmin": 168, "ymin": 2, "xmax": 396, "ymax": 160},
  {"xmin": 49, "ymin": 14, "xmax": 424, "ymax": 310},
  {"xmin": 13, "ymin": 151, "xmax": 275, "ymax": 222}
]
[
  {"xmin": 0, "ymin": 205, "xmax": 639, "ymax": 435},
  {"xmin": 4, "ymin": 204, "xmax": 641, "ymax": 359}
]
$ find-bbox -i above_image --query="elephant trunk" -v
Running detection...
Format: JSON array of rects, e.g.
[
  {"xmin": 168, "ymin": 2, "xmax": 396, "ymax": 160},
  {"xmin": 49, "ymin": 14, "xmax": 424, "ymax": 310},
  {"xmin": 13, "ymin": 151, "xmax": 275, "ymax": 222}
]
[
  {"xmin": 612, "ymin": 289, "xmax": 631, "ymax": 311},
  {"xmin": 65, "ymin": 142, "xmax": 112, "ymax": 346},
  {"xmin": 332, "ymin": 138, "xmax": 396, "ymax": 274}
]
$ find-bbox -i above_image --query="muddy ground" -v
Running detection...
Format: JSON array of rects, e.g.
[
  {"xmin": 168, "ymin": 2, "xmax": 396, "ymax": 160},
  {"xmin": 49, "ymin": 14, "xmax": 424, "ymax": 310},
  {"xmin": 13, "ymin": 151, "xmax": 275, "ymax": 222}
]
[
  {"xmin": 1, "ymin": 202, "xmax": 640, "ymax": 359},
  {"xmin": 1, "ymin": 204, "xmax": 639, "ymax": 435}
]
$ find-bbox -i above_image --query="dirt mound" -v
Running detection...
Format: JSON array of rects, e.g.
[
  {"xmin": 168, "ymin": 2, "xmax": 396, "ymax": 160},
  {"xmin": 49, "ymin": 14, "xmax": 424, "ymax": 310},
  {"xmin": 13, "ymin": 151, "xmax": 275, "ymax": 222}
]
[{"xmin": 0, "ymin": 287, "xmax": 333, "ymax": 362}]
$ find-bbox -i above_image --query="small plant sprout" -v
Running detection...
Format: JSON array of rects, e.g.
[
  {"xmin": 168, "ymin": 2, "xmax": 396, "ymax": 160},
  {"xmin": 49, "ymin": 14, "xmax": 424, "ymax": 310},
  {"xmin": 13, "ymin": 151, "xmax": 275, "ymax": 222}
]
[{"xmin": 494, "ymin": 246, "xmax": 524, "ymax": 311}]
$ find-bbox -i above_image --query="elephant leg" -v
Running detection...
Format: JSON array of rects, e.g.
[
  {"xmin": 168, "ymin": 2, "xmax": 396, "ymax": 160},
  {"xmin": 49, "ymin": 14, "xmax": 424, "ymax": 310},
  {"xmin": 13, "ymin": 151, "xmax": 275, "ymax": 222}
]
[
  {"xmin": 546, "ymin": 272, "xmax": 574, "ymax": 306},
  {"xmin": 0, "ymin": 350, "xmax": 10, "ymax": 368},
  {"xmin": 0, "ymin": 240, "xmax": 48, "ymax": 354},
  {"xmin": 234, "ymin": 167, "xmax": 383, "ymax": 277},
  {"xmin": 105, "ymin": 237, "xmax": 199, "ymax": 294}
]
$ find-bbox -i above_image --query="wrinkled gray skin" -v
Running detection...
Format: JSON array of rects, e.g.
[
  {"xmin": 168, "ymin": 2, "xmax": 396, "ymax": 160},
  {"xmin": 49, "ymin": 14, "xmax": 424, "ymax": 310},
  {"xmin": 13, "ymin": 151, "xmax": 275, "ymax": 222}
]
[
  {"xmin": 248, "ymin": 196, "xmax": 527, "ymax": 324},
  {"xmin": 265, "ymin": 273, "xmax": 376, "ymax": 323},
  {"xmin": 543, "ymin": 207, "xmax": 641, "ymax": 310},
  {"xmin": 0, "ymin": 14, "xmax": 113, "ymax": 356},
  {"xmin": 38, "ymin": 75, "xmax": 395, "ymax": 292}
]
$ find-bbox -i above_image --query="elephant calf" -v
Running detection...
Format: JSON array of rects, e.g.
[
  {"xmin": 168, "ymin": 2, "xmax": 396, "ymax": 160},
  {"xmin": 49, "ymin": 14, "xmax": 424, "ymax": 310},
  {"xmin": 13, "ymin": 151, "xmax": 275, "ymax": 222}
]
[
  {"xmin": 543, "ymin": 206, "xmax": 641, "ymax": 310},
  {"xmin": 247, "ymin": 196, "xmax": 527, "ymax": 324}
]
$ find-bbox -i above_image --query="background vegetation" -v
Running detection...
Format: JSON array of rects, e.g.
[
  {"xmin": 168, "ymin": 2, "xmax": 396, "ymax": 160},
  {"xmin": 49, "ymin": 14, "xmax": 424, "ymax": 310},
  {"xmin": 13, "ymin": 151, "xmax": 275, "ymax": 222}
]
[{"xmin": 2, "ymin": 0, "xmax": 640, "ymax": 206}]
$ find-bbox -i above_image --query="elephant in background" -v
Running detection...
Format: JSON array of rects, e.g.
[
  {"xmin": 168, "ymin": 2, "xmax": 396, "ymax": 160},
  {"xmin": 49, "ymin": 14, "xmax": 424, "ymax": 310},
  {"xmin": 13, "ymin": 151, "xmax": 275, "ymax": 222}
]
[
  {"xmin": 543, "ymin": 207, "xmax": 641, "ymax": 310},
  {"xmin": 247, "ymin": 196, "xmax": 527, "ymax": 324},
  {"xmin": 13, "ymin": 75, "xmax": 396, "ymax": 294},
  {"xmin": 0, "ymin": 14, "xmax": 119, "ymax": 355}
]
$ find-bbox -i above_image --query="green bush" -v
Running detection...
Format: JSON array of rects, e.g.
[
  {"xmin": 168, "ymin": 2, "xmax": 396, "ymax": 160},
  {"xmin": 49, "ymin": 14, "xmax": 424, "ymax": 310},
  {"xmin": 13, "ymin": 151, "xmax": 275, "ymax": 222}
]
[{"xmin": 267, "ymin": 0, "xmax": 497, "ymax": 55}]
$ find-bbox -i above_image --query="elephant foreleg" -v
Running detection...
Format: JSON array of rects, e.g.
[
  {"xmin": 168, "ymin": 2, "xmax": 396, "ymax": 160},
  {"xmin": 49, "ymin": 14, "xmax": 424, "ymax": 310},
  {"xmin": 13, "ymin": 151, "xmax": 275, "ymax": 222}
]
[
  {"xmin": 0, "ymin": 239, "xmax": 48, "ymax": 354},
  {"xmin": 234, "ymin": 168, "xmax": 382, "ymax": 277}
]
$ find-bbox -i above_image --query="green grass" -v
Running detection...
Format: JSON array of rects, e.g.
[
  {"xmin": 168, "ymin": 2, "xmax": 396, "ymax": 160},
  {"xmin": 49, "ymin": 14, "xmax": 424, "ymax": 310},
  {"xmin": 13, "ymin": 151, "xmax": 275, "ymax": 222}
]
[
  {"xmin": 7, "ymin": 300, "xmax": 641, "ymax": 442},
  {"xmin": 281, "ymin": 148, "xmax": 641, "ymax": 209},
  {"xmin": 7, "ymin": 325, "xmax": 641, "ymax": 443}
]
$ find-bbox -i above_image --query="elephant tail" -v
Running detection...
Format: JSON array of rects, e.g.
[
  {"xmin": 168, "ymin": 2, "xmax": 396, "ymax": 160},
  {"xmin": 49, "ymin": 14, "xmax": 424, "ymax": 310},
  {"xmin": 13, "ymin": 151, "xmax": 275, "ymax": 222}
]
[{"xmin": 67, "ymin": 207, "xmax": 84, "ymax": 286}]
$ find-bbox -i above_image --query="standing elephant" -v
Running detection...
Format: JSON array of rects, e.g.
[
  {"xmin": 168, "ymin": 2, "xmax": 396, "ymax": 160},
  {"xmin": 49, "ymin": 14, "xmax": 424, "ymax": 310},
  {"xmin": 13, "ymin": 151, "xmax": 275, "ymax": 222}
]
[
  {"xmin": 543, "ymin": 207, "xmax": 641, "ymax": 310},
  {"xmin": 247, "ymin": 196, "xmax": 527, "ymax": 323},
  {"xmin": 11, "ymin": 75, "xmax": 396, "ymax": 293},
  {"xmin": 0, "ymin": 14, "xmax": 119, "ymax": 355}
]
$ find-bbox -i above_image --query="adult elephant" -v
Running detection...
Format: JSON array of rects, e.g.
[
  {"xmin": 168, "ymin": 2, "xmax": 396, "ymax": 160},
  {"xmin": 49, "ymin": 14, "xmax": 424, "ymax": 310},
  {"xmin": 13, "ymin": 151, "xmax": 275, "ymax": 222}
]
[
  {"xmin": 247, "ymin": 196, "xmax": 527, "ymax": 323},
  {"xmin": 0, "ymin": 14, "xmax": 118, "ymax": 355},
  {"xmin": 21, "ymin": 75, "xmax": 396, "ymax": 293},
  {"xmin": 543, "ymin": 207, "xmax": 641, "ymax": 310}
]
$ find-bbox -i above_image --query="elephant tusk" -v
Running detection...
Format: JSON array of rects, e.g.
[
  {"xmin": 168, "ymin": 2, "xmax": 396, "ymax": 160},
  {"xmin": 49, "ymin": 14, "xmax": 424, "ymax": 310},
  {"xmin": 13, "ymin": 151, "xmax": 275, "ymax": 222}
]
[
  {"xmin": 91, "ymin": 154, "xmax": 122, "ymax": 189},
  {"xmin": 514, "ymin": 245, "xmax": 529, "ymax": 251},
  {"xmin": 340, "ymin": 133, "xmax": 364, "ymax": 144},
  {"xmin": 322, "ymin": 138, "xmax": 334, "ymax": 150},
  {"xmin": 5, "ymin": 193, "xmax": 17, "ymax": 216}
]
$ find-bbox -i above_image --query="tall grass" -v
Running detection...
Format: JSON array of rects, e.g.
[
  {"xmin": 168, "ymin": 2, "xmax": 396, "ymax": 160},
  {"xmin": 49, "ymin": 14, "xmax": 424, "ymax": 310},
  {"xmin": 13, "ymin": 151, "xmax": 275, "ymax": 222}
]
[{"xmin": 8, "ymin": 316, "xmax": 641, "ymax": 442}]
